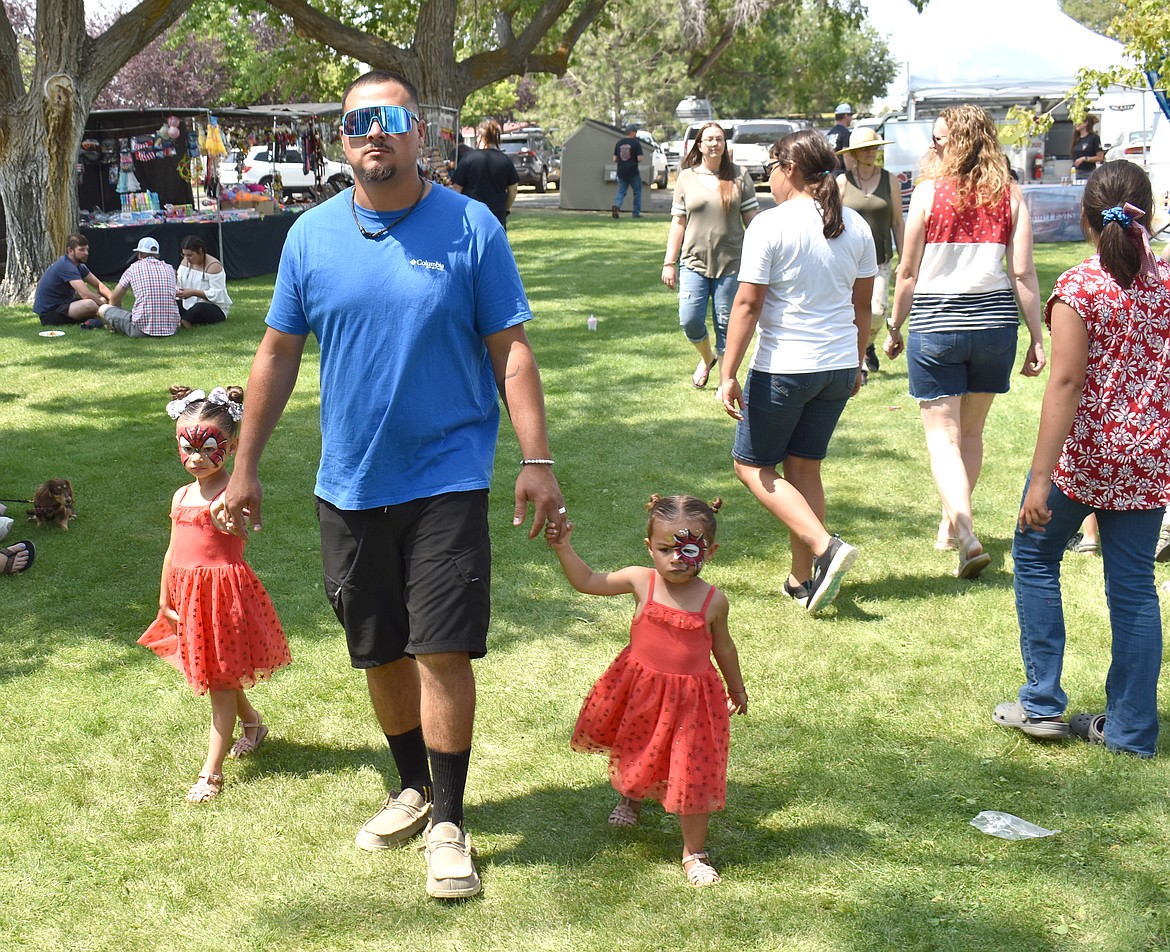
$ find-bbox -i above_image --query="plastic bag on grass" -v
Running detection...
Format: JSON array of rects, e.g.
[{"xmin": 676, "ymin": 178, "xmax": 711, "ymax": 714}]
[{"xmin": 970, "ymin": 811, "xmax": 1060, "ymax": 840}]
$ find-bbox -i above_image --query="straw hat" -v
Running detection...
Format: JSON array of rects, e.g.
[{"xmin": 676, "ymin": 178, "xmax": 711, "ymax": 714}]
[{"xmin": 837, "ymin": 127, "xmax": 893, "ymax": 154}]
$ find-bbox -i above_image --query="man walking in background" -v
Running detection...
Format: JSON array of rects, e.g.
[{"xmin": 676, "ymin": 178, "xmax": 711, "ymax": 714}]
[{"xmin": 611, "ymin": 124, "xmax": 644, "ymax": 219}]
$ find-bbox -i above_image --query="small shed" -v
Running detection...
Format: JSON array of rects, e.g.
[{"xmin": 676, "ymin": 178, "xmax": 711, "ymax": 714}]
[{"xmin": 559, "ymin": 119, "xmax": 651, "ymax": 211}]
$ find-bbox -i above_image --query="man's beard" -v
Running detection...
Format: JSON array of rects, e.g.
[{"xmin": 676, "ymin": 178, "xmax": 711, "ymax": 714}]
[{"xmin": 354, "ymin": 160, "xmax": 397, "ymax": 184}]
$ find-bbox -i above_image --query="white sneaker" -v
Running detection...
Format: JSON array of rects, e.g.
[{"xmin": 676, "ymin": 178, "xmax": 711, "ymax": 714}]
[{"xmin": 424, "ymin": 821, "xmax": 481, "ymax": 899}]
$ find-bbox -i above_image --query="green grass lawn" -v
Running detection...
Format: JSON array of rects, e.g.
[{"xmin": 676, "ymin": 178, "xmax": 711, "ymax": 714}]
[{"xmin": 3, "ymin": 212, "xmax": 1169, "ymax": 951}]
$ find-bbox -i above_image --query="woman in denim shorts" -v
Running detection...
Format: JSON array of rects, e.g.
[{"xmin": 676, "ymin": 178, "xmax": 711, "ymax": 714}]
[
  {"xmin": 883, "ymin": 105, "xmax": 1046, "ymax": 579},
  {"xmin": 720, "ymin": 130, "xmax": 877, "ymax": 615}
]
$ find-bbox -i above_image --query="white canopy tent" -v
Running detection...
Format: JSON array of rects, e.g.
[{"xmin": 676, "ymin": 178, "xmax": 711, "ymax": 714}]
[{"xmin": 866, "ymin": 0, "xmax": 1126, "ymax": 112}]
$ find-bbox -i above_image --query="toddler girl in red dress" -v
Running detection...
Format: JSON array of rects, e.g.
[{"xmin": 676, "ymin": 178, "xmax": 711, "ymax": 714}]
[
  {"xmin": 139, "ymin": 385, "xmax": 291, "ymax": 802},
  {"xmin": 546, "ymin": 494, "xmax": 747, "ymax": 887}
]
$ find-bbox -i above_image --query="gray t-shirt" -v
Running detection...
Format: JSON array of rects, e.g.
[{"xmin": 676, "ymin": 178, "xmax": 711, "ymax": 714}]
[{"xmin": 670, "ymin": 166, "xmax": 759, "ymax": 279}]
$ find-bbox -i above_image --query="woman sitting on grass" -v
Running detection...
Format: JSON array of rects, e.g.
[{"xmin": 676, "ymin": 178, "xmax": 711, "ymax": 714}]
[{"xmin": 995, "ymin": 161, "xmax": 1170, "ymax": 758}]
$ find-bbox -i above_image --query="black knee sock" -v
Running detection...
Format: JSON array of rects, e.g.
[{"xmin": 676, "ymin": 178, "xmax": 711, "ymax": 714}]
[
  {"xmin": 428, "ymin": 747, "xmax": 471, "ymax": 827},
  {"xmin": 385, "ymin": 726, "xmax": 431, "ymax": 798}
]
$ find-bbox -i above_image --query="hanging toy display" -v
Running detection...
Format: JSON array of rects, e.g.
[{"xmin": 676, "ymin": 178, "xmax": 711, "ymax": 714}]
[
  {"xmin": 116, "ymin": 139, "xmax": 137, "ymax": 193},
  {"xmin": 202, "ymin": 117, "xmax": 227, "ymax": 202}
]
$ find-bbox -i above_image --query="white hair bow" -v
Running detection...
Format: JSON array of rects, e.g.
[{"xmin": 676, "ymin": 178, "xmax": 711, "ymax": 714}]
[{"xmin": 165, "ymin": 389, "xmax": 206, "ymax": 419}]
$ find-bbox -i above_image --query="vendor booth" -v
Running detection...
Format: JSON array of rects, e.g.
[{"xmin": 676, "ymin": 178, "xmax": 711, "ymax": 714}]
[{"xmin": 75, "ymin": 103, "xmax": 348, "ymax": 278}]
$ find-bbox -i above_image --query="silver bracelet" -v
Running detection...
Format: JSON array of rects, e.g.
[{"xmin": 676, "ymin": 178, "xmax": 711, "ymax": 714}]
[{"xmin": 520, "ymin": 458, "xmax": 555, "ymax": 466}]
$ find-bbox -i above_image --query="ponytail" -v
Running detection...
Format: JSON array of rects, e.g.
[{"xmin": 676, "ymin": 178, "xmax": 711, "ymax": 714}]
[
  {"xmin": 771, "ymin": 130, "xmax": 845, "ymax": 238},
  {"xmin": 1082, "ymin": 161, "xmax": 1156, "ymax": 290}
]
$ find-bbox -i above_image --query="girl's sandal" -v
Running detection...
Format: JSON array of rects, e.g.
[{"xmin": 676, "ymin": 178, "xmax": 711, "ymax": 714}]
[
  {"xmin": 229, "ymin": 716, "xmax": 268, "ymax": 758},
  {"xmin": 608, "ymin": 796, "xmax": 642, "ymax": 827},
  {"xmin": 683, "ymin": 852, "xmax": 722, "ymax": 887},
  {"xmin": 185, "ymin": 773, "xmax": 224, "ymax": 803}
]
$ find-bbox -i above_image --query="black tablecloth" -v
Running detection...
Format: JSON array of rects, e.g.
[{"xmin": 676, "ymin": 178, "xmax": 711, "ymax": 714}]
[{"xmin": 80, "ymin": 215, "xmax": 300, "ymax": 280}]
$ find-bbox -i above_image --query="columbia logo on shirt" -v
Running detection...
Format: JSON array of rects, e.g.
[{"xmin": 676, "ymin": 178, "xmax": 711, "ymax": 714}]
[{"xmin": 411, "ymin": 258, "xmax": 446, "ymax": 272}]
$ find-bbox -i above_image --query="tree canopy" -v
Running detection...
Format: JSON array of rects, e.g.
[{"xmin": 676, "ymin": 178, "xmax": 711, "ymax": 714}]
[{"xmin": 467, "ymin": 0, "xmax": 894, "ymax": 137}]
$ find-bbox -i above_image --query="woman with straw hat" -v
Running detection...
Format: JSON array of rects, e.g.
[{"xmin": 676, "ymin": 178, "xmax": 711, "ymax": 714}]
[{"xmin": 836, "ymin": 128, "xmax": 904, "ymax": 379}]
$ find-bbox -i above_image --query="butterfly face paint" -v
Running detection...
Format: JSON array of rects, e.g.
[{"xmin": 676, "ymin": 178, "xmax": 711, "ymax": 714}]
[
  {"xmin": 178, "ymin": 423, "xmax": 230, "ymax": 467},
  {"xmin": 672, "ymin": 528, "xmax": 708, "ymax": 573}
]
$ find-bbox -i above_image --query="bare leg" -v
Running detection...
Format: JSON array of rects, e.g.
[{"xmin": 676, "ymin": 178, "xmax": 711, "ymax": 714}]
[
  {"xmin": 1080, "ymin": 513, "xmax": 1100, "ymax": 547},
  {"xmin": 200, "ymin": 690, "xmax": 238, "ymax": 779},
  {"xmin": 735, "ymin": 459, "xmax": 832, "ymax": 586},
  {"xmin": 919, "ymin": 393, "xmax": 996, "ymax": 552},
  {"xmin": 416, "ymin": 651, "xmax": 475, "ymax": 752},
  {"xmin": 234, "ymin": 689, "xmax": 262, "ymax": 743},
  {"xmin": 679, "ymin": 812, "xmax": 710, "ymax": 858},
  {"xmin": 782, "ymin": 456, "xmax": 828, "ymax": 583},
  {"xmin": 692, "ymin": 338, "xmax": 717, "ymax": 386},
  {"xmin": 680, "ymin": 812, "xmax": 720, "ymax": 885},
  {"xmin": 366, "ymin": 656, "xmax": 423, "ymax": 735}
]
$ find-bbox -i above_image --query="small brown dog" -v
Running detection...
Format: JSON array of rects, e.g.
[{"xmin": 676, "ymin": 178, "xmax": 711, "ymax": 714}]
[{"xmin": 28, "ymin": 478, "xmax": 76, "ymax": 529}]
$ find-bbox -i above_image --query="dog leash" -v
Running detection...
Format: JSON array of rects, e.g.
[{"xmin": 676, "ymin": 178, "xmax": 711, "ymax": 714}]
[{"xmin": 0, "ymin": 497, "xmax": 33, "ymax": 504}]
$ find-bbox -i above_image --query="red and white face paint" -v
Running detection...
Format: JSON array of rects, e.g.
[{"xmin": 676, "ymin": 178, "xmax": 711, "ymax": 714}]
[
  {"xmin": 672, "ymin": 528, "xmax": 709, "ymax": 573},
  {"xmin": 177, "ymin": 423, "xmax": 230, "ymax": 467}
]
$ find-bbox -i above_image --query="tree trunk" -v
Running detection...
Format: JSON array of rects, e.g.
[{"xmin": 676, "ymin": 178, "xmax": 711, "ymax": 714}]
[
  {"xmin": 0, "ymin": 0, "xmax": 195, "ymax": 305},
  {"xmin": 0, "ymin": 81, "xmax": 87, "ymax": 302}
]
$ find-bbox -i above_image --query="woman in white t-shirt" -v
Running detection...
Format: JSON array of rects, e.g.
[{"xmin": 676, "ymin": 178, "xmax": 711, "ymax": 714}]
[{"xmin": 720, "ymin": 130, "xmax": 877, "ymax": 615}]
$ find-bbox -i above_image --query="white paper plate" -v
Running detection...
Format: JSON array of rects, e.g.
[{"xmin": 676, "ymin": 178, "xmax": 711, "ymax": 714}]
[{"xmin": 38, "ymin": 330, "xmax": 65, "ymax": 337}]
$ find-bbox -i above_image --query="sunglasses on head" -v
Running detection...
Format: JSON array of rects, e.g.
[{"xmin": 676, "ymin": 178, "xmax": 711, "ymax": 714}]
[{"xmin": 341, "ymin": 105, "xmax": 421, "ymax": 137}]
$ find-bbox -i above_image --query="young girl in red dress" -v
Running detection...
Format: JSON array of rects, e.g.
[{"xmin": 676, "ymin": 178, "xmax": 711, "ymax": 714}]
[
  {"xmin": 546, "ymin": 494, "xmax": 747, "ymax": 887},
  {"xmin": 139, "ymin": 385, "xmax": 291, "ymax": 802}
]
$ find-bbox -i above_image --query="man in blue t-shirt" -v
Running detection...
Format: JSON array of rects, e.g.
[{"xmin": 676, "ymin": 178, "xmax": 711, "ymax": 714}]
[
  {"xmin": 611, "ymin": 124, "xmax": 644, "ymax": 218},
  {"xmin": 33, "ymin": 234, "xmax": 113, "ymax": 325},
  {"xmin": 221, "ymin": 70, "xmax": 565, "ymax": 902}
]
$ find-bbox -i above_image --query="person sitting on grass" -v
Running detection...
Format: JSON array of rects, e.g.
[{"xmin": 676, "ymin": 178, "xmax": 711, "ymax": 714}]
[
  {"xmin": 995, "ymin": 161, "xmax": 1170, "ymax": 758},
  {"xmin": 546, "ymin": 494, "xmax": 747, "ymax": 888},
  {"xmin": 32, "ymin": 233, "xmax": 112, "ymax": 326},
  {"xmin": 96, "ymin": 237, "xmax": 180, "ymax": 338}
]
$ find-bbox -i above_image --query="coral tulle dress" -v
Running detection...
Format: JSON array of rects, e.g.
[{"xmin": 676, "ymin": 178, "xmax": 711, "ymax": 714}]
[
  {"xmin": 138, "ymin": 495, "xmax": 290, "ymax": 695},
  {"xmin": 571, "ymin": 574, "xmax": 730, "ymax": 815}
]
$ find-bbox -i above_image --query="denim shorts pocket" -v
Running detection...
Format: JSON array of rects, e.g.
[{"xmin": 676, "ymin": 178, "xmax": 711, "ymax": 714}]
[
  {"xmin": 917, "ymin": 331, "xmax": 961, "ymax": 360},
  {"xmin": 978, "ymin": 326, "xmax": 1017, "ymax": 356},
  {"xmin": 769, "ymin": 372, "xmax": 818, "ymax": 401}
]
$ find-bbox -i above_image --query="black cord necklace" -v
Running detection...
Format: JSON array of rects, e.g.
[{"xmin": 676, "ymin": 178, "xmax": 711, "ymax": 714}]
[{"xmin": 350, "ymin": 177, "xmax": 426, "ymax": 239}]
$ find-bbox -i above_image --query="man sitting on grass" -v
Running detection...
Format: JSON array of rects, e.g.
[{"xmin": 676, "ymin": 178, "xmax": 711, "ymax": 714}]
[
  {"xmin": 33, "ymin": 233, "xmax": 112, "ymax": 326},
  {"xmin": 97, "ymin": 237, "xmax": 180, "ymax": 338}
]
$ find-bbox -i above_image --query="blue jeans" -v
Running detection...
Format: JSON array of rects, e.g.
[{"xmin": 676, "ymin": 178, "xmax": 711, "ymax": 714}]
[
  {"xmin": 613, "ymin": 174, "xmax": 642, "ymax": 216},
  {"xmin": 1013, "ymin": 477, "xmax": 1163, "ymax": 756},
  {"xmin": 678, "ymin": 267, "xmax": 739, "ymax": 353}
]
